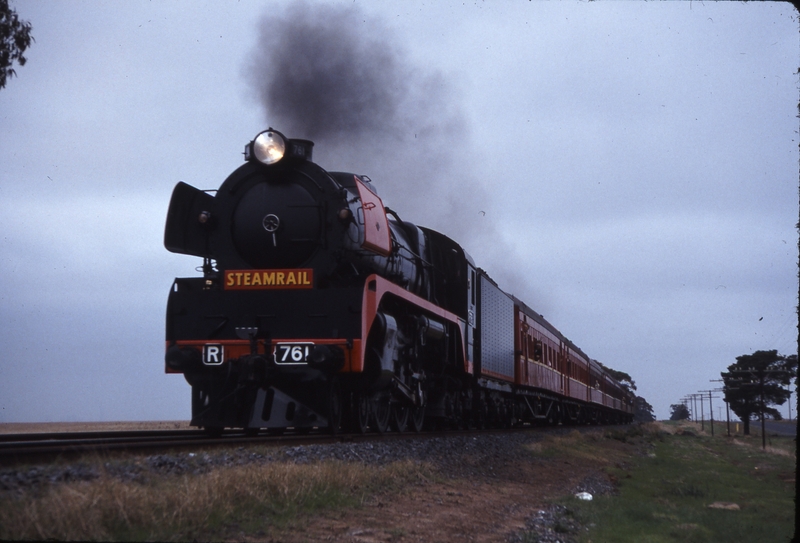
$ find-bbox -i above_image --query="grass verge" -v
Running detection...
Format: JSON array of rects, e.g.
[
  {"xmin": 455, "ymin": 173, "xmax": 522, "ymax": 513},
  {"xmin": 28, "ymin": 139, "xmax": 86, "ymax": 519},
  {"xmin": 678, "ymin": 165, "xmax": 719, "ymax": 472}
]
[
  {"xmin": 0, "ymin": 457, "xmax": 430, "ymax": 541},
  {"xmin": 547, "ymin": 423, "xmax": 796, "ymax": 543}
]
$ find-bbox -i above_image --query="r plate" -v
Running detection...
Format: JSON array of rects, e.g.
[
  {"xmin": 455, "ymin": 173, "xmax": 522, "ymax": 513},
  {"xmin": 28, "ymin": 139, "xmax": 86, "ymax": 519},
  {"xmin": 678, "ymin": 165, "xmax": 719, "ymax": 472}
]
[{"xmin": 203, "ymin": 344, "xmax": 224, "ymax": 365}]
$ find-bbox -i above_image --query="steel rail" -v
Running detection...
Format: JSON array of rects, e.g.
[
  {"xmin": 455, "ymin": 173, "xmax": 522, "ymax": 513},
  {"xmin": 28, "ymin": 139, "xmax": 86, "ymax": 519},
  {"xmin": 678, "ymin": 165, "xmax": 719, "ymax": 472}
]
[
  {"xmin": 0, "ymin": 429, "xmax": 205, "ymax": 443},
  {"xmin": 0, "ymin": 423, "xmax": 617, "ymax": 465},
  {"xmin": 0, "ymin": 428, "xmax": 310, "ymax": 463}
]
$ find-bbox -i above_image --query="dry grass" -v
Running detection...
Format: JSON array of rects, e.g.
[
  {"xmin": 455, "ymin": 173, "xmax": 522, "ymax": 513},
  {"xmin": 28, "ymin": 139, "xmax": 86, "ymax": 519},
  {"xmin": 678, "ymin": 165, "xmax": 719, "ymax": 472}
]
[
  {"xmin": 0, "ymin": 459, "xmax": 428, "ymax": 541},
  {"xmin": 731, "ymin": 436, "xmax": 797, "ymax": 457},
  {"xmin": 526, "ymin": 424, "xmax": 668, "ymax": 468},
  {"xmin": 526, "ymin": 429, "xmax": 612, "ymax": 464}
]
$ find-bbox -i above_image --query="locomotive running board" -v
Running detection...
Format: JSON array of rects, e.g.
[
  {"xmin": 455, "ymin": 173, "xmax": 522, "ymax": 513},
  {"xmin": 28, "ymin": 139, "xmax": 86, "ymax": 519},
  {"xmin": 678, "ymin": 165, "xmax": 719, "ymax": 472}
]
[{"xmin": 249, "ymin": 386, "xmax": 327, "ymax": 429}]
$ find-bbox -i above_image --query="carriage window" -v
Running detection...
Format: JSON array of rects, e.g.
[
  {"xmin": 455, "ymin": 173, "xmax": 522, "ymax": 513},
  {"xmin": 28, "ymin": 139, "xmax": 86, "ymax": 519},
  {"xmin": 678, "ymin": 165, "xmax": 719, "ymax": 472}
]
[{"xmin": 533, "ymin": 340, "xmax": 543, "ymax": 361}]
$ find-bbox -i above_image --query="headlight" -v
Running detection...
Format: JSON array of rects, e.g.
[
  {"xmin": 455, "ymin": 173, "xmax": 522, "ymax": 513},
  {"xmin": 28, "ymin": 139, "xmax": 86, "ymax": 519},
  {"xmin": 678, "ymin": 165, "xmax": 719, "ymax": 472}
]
[
  {"xmin": 244, "ymin": 129, "xmax": 314, "ymax": 165},
  {"xmin": 247, "ymin": 129, "xmax": 286, "ymax": 165}
]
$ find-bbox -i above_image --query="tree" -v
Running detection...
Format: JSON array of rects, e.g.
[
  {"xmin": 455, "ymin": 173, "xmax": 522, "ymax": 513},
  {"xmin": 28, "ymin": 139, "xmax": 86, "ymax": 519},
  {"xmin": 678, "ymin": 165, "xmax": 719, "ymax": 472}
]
[
  {"xmin": 634, "ymin": 396, "xmax": 656, "ymax": 422},
  {"xmin": 595, "ymin": 360, "xmax": 636, "ymax": 392},
  {"xmin": 721, "ymin": 350, "xmax": 797, "ymax": 436},
  {"xmin": 669, "ymin": 403, "xmax": 690, "ymax": 421},
  {"xmin": 1, "ymin": 0, "xmax": 33, "ymax": 89}
]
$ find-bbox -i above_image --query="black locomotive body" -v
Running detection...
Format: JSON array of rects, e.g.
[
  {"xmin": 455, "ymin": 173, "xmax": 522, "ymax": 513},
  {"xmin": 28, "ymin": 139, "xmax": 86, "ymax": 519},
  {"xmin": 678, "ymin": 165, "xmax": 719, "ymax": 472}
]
[{"xmin": 164, "ymin": 129, "xmax": 634, "ymax": 434}]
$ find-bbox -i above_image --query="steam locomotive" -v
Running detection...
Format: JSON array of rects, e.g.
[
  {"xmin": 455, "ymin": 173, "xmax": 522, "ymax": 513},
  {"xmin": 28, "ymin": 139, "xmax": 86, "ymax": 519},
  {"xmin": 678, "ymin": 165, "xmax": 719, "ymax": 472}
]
[{"xmin": 164, "ymin": 129, "xmax": 634, "ymax": 435}]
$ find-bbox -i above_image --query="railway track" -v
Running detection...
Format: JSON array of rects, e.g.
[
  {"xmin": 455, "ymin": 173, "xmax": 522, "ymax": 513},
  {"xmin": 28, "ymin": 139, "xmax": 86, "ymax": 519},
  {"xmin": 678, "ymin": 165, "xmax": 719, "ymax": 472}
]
[
  {"xmin": 0, "ymin": 423, "xmax": 567, "ymax": 465},
  {"xmin": 0, "ymin": 428, "xmax": 352, "ymax": 463}
]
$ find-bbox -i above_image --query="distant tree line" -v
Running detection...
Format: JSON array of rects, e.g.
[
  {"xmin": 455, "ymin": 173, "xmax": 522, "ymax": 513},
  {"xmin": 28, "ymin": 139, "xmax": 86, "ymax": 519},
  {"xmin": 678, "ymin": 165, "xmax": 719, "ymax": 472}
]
[
  {"xmin": 634, "ymin": 396, "xmax": 656, "ymax": 422},
  {"xmin": 671, "ymin": 349, "xmax": 797, "ymax": 433},
  {"xmin": 669, "ymin": 403, "xmax": 690, "ymax": 421}
]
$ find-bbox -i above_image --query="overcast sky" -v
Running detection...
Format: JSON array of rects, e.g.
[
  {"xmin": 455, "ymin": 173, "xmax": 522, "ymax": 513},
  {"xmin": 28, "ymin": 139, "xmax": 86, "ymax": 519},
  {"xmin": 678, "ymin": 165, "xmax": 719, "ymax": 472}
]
[{"xmin": 1, "ymin": 0, "xmax": 797, "ymax": 423}]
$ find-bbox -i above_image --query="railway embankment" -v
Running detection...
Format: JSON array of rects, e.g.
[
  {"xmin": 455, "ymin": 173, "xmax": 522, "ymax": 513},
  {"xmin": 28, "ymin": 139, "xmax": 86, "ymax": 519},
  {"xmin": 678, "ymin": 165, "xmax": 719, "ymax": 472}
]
[{"xmin": 0, "ymin": 422, "xmax": 794, "ymax": 541}]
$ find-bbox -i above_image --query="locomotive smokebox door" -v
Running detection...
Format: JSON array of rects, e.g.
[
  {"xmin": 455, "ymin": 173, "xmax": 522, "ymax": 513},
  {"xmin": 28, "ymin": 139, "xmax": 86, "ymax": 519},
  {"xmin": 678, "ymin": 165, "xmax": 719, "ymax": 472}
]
[{"xmin": 164, "ymin": 181, "xmax": 216, "ymax": 258}]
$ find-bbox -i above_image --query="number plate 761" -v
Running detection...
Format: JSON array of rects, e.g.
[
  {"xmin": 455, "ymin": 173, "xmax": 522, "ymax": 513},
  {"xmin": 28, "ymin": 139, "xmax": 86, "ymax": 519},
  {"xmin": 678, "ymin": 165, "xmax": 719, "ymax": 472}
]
[{"xmin": 273, "ymin": 342, "xmax": 313, "ymax": 365}]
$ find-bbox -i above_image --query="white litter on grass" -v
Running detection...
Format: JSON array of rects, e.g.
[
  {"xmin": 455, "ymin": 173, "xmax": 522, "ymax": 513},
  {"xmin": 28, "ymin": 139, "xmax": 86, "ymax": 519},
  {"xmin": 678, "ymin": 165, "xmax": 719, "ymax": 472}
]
[
  {"xmin": 575, "ymin": 492, "xmax": 593, "ymax": 501},
  {"xmin": 708, "ymin": 502, "xmax": 740, "ymax": 510}
]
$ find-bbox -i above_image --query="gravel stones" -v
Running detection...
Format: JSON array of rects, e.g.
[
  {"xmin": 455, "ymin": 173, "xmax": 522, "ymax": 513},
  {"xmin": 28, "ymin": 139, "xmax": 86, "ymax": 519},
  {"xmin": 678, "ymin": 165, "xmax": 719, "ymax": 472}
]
[
  {"xmin": 506, "ymin": 460, "xmax": 619, "ymax": 542},
  {"xmin": 276, "ymin": 432, "xmax": 544, "ymax": 477},
  {"xmin": 0, "ymin": 463, "xmax": 99, "ymax": 493},
  {"xmin": 505, "ymin": 470, "xmax": 619, "ymax": 543},
  {"xmin": 507, "ymin": 504, "xmax": 583, "ymax": 543},
  {"xmin": 0, "ymin": 430, "xmax": 545, "ymax": 495}
]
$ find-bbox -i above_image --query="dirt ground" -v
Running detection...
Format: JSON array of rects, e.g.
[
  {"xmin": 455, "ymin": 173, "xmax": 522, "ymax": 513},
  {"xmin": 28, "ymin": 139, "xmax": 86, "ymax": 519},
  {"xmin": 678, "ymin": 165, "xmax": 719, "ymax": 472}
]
[
  {"xmin": 266, "ymin": 463, "xmax": 590, "ymax": 543},
  {"xmin": 249, "ymin": 435, "xmax": 630, "ymax": 543}
]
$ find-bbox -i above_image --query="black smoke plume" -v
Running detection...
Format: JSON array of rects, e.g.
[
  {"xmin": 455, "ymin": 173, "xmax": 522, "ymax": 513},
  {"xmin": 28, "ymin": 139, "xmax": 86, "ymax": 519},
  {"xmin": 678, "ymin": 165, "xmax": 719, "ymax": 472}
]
[
  {"xmin": 247, "ymin": 3, "xmax": 461, "ymax": 157},
  {"xmin": 249, "ymin": 4, "xmax": 406, "ymax": 143},
  {"xmin": 247, "ymin": 3, "xmax": 476, "ymax": 226},
  {"xmin": 247, "ymin": 2, "xmax": 536, "ymax": 305}
]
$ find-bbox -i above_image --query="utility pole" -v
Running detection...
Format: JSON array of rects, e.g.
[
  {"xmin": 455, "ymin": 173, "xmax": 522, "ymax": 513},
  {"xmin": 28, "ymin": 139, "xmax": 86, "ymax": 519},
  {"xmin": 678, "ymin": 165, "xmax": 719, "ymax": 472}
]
[
  {"xmin": 709, "ymin": 380, "xmax": 726, "ymax": 437},
  {"xmin": 688, "ymin": 394, "xmax": 698, "ymax": 426},
  {"xmin": 695, "ymin": 394, "xmax": 701, "ymax": 428},
  {"xmin": 699, "ymin": 393, "xmax": 705, "ymax": 432},
  {"xmin": 719, "ymin": 377, "xmax": 742, "ymax": 437},
  {"xmin": 684, "ymin": 393, "xmax": 703, "ymax": 430},
  {"xmin": 699, "ymin": 390, "xmax": 714, "ymax": 436},
  {"xmin": 759, "ymin": 371, "xmax": 766, "ymax": 450},
  {"xmin": 726, "ymin": 400, "xmax": 731, "ymax": 436},
  {"xmin": 681, "ymin": 396, "xmax": 692, "ymax": 421}
]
